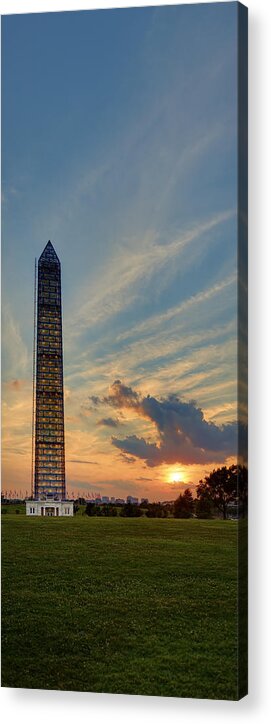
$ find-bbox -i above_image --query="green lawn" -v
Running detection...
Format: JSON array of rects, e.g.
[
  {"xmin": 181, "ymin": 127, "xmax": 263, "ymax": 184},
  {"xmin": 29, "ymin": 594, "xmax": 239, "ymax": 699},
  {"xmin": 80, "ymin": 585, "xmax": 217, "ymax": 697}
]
[{"xmin": 1, "ymin": 514, "xmax": 239, "ymax": 699}]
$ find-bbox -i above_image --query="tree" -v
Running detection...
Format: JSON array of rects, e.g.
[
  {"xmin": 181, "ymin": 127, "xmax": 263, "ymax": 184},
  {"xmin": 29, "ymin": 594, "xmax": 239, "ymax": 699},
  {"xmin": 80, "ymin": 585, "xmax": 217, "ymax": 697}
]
[
  {"xmin": 100, "ymin": 504, "xmax": 118, "ymax": 517},
  {"xmin": 85, "ymin": 502, "xmax": 97, "ymax": 516},
  {"xmin": 145, "ymin": 503, "xmax": 167, "ymax": 518},
  {"xmin": 195, "ymin": 497, "xmax": 213, "ymax": 519},
  {"xmin": 173, "ymin": 488, "xmax": 194, "ymax": 518},
  {"xmin": 77, "ymin": 497, "xmax": 86, "ymax": 506},
  {"xmin": 120, "ymin": 502, "xmax": 143, "ymax": 517},
  {"xmin": 196, "ymin": 465, "xmax": 247, "ymax": 520}
]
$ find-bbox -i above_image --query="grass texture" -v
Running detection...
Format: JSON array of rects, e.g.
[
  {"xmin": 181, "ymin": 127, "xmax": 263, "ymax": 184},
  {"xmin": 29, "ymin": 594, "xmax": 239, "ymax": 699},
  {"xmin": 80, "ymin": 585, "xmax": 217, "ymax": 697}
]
[{"xmin": 1, "ymin": 515, "xmax": 238, "ymax": 699}]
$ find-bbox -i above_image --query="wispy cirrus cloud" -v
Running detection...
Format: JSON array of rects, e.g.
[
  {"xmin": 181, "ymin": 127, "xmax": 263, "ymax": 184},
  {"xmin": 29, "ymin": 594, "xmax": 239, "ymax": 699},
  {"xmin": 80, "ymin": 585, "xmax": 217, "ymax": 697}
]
[
  {"xmin": 67, "ymin": 459, "xmax": 99, "ymax": 465},
  {"xmin": 67, "ymin": 210, "xmax": 234, "ymax": 337},
  {"xmin": 65, "ymin": 319, "xmax": 236, "ymax": 417},
  {"xmin": 117, "ymin": 272, "xmax": 236, "ymax": 342},
  {"xmin": 1, "ymin": 305, "xmax": 29, "ymax": 380}
]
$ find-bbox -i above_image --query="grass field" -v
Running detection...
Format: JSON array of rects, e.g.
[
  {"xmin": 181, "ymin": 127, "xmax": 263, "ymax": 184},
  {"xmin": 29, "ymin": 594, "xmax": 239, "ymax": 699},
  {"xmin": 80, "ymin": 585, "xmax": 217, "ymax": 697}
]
[{"xmin": 1, "ymin": 514, "xmax": 239, "ymax": 699}]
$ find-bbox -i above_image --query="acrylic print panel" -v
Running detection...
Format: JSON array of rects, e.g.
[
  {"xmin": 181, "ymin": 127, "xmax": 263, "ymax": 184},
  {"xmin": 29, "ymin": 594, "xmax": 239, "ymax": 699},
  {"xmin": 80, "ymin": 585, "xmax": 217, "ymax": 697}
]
[{"xmin": 1, "ymin": 1, "xmax": 248, "ymax": 700}]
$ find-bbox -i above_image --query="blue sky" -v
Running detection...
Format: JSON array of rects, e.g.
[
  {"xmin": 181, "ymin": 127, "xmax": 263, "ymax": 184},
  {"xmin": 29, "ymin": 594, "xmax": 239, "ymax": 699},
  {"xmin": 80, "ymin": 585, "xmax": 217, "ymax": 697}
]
[{"xmin": 2, "ymin": 3, "xmax": 240, "ymax": 499}]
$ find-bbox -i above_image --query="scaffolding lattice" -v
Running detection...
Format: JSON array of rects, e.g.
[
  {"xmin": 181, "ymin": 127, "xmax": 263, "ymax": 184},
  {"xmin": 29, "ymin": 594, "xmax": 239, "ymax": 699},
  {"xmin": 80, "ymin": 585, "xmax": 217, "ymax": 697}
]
[{"xmin": 33, "ymin": 241, "xmax": 66, "ymax": 500}]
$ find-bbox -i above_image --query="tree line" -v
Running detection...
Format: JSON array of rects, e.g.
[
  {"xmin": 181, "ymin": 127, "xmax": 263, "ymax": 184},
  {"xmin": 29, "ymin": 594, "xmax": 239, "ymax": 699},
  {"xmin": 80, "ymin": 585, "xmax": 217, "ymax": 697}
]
[{"xmin": 83, "ymin": 465, "xmax": 247, "ymax": 520}]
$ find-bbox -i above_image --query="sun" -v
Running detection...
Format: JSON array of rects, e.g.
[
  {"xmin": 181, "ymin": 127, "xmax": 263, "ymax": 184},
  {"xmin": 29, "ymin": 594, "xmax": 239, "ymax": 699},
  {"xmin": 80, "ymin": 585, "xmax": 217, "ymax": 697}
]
[{"xmin": 170, "ymin": 471, "xmax": 182, "ymax": 484}]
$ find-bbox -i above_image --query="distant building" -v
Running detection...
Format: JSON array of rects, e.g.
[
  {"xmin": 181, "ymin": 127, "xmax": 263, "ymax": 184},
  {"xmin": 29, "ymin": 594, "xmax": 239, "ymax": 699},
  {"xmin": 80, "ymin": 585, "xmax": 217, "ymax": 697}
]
[
  {"xmin": 127, "ymin": 496, "xmax": 139, "ymax": 505},
  {"xmin": 26, "ymin": 241, "xmax": 73, "ymax": 517},
  {"xmin": 115, "ymin": 498, "xmax": 125, "ymax": 505},
  {"xmin": 102, "ymin": 496, "xmax": 110, "ymax": 503},
  {"xmin": 140, "ymin": 498, "xmax": 149, "ymax": 505}
]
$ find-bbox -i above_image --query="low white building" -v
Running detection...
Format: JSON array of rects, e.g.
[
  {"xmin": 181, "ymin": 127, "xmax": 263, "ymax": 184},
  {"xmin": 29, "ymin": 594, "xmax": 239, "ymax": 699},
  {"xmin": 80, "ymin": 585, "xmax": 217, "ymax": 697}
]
[{"xmin": 26, "ymin": 498, "xmax": 73, "ymax": 517}]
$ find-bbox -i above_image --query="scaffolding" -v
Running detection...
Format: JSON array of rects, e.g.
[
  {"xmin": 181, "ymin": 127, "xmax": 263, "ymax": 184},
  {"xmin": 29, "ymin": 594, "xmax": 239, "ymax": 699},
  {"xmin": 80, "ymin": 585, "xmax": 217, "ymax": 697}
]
[{"xmin": 33, "ymin": 241, "xmax": 66, "ymax": 500}]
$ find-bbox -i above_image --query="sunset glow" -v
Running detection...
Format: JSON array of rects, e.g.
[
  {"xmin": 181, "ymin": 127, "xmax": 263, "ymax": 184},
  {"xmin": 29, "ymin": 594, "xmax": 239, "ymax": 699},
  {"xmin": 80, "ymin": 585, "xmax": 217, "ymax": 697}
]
[
  {"xmin": 2, "ymin": 6, "xmax": 239, "ymax": 502},
  {"xmin": 169, "ymin": 471, "xmax": 182, "ymax": 484}
]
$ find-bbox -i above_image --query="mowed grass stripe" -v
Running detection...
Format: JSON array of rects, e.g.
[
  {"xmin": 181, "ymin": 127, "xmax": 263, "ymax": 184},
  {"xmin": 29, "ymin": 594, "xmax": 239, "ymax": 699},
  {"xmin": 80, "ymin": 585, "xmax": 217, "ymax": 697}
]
[{"xmin": 1, "ymin": 516, "xmax": 238, "ymax": 699}]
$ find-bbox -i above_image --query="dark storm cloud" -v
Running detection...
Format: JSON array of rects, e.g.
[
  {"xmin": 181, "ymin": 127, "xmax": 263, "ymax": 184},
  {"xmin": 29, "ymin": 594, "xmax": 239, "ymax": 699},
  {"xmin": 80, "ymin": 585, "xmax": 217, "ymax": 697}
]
[
  {"xmin": 118, "ymin": 452, "xmax": 137, "ymax": 464},
  {"xmin": 93, "ymin": 380, "xmax": 242, "ymax": 467},
  {"xmin": 90, "ymin": 395, "xmax": 101, "ymax": 406},
  {"xmin": 97, "ymin": 417, "xmax": 120, "ymax": 428},
  {"xmin": 90, "ymin": 381, "xmax": 139, "ymax": 409},
  {"xmin": 113, "ymin": 435, "xmax": 161, "ymax": 466}
]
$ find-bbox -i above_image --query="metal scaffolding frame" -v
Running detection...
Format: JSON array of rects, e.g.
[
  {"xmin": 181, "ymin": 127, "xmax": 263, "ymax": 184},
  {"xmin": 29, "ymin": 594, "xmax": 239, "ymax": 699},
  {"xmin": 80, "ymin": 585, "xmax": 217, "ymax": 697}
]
[{"xmin": 33, "ymin": 241, "xmax": 66, "ymax": 500}]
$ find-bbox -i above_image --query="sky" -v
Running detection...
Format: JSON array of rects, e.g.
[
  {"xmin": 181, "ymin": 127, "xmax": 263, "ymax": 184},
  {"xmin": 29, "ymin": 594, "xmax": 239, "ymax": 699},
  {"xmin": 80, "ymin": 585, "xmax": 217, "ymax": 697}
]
[{"xmin": 2, "ymin": 2, "xmax": 241, "ymax": 501}]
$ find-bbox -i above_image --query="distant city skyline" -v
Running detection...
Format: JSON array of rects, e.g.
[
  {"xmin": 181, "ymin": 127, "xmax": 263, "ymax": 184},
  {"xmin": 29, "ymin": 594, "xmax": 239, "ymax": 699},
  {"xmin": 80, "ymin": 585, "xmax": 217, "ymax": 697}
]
[
  {"xmin": 2, "ymin": 3, "xmax": 239, "ymax": 500},
  {"xmin": 1, "ymin": 490, "xmax": 148, "ymax": 504}
]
